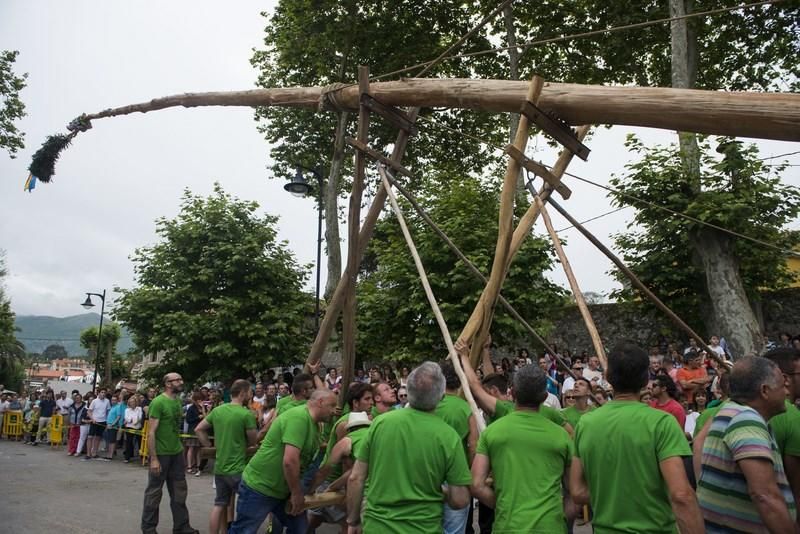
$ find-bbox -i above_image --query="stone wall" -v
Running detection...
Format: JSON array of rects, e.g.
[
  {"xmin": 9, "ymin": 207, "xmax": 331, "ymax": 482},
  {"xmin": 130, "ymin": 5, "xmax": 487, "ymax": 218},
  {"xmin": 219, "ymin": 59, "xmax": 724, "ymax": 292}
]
[{"xmin": 546, "ymin": 287, "xmax": 800, "ymax": 355}]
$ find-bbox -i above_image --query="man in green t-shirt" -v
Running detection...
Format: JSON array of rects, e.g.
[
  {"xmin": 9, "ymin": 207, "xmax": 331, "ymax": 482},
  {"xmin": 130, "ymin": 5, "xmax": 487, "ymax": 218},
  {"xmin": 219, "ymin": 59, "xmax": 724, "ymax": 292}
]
[
  {"xmin": 229, "ymin": 388, "xmax": 337, "ymax": 534},
  {"xmin": 435, "ymin": 360, "xmax": 478, "ymax": 534},
  {"xmin": 195, "ymin": 379, "xmax": 257, "ymax": 534},
  {"xmin": 764, "ymin": 346, "xmax": 800, "ymax": 526},
  {"xmin": 141, "ymin": 372, "xmax": 199, "ymax": 534},
  {"xmin": 347, "ymin": 362, "xmax": 472, "ymax": 533},
  {"xmin": 570, "ymin": 341, "xmax": 704, "ymax": 534},
  {"xmin": 561, "ymin": 377, "xmax": 595, "ymax": 430},
  {"xmin": 472, "ymin": 364, "xmax": 573, "ymax": 533},
  {"xmin": 275, "ymin": 372, "xmax": 315, "ymax": 416}
]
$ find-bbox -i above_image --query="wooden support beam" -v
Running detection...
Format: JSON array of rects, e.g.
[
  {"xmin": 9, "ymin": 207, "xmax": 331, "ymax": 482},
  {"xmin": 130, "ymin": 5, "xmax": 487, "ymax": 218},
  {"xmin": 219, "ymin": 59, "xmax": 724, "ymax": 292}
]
[
  {"xmin": 520, "ymin": 100, "xmax": 591, "ymax": 160},
  {"xmin": 340, "ymin": 66, "xmax": 371, "ymax": 407},
  {"xmin": 546, "ymin": 196, "xmax": 730, "ymax": 368},
  {"xmin": 504, "ymin": 144, "xmax": 572, "ymax": 199},
  {"xmin": 345, "ymin": 137, "xmax": 414, "ymax": 178},
  {"xmin": 459, "ymin": 75, "xmax": 544, "ymax": 366},
  {"xmin": 359, "ymin": 93, "xmax": 418, "ymax": 136},
  {"xmin": 533, "ymin": 193, "xmax": 607, "ymax": 370}
]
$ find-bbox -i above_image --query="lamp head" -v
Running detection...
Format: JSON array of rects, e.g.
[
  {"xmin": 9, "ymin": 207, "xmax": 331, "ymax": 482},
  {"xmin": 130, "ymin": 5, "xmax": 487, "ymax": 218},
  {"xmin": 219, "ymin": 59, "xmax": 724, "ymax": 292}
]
[
  {"xmin": 283, "ymin": 167, "xmax": 312, "ymax": 198},
  {"xmin": 81, "ymin": 295, "xmax": 95, "ymax": 309}
]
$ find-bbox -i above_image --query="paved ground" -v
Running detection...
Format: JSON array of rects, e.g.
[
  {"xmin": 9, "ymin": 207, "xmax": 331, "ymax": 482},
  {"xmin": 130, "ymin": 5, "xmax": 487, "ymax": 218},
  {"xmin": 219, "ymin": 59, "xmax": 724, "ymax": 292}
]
[{"xmin": 0, "ymin": 438, "xmax": 591, "ymax": 533}]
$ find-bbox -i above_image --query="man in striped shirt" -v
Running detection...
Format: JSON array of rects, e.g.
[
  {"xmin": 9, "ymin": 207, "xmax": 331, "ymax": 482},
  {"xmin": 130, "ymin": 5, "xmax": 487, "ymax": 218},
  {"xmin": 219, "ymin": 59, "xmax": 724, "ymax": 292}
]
[{"xmin": 697, "ymin": 356, "xmax": 796, "ymax": 532}]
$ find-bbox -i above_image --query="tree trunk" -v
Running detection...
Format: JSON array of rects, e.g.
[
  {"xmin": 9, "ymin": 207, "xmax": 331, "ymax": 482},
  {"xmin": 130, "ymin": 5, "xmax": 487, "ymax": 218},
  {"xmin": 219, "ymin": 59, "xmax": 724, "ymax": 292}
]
[
  {"xmin": 502, "ymin": 4, "xmax": 520, "ymax": 144},
  {"xmin": 323, "ymin": 112, "xmax": 347, "ymax": 301},
  {"xmin": 670, "ymin": 0, "xmax": 762, "ymax": 357},
  {"xmin": 80, "ymin": 80, "xmax": 800, "ymax": 142}
]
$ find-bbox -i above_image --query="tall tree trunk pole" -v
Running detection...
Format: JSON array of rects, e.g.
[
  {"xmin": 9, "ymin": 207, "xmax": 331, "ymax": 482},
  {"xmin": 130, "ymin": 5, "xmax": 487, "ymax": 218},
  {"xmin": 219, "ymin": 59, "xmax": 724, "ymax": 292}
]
[
  {"xmin": 533, "ymin": 194, "xmax": 608, "ymax": 369},
  {"xmin": 459, "ymin": 76, "xmax": 543, "ymax": 365},
  {"xmin": 339, "ymin": 67, "xmax": 370, "ymax": 402},
  {"xmin": 323, "ymin": 112, "xmax": 347, "ymax": 301},
  {"xmin": 502, "ymin": 3, "xmax": 520, "ymax": 145},
  {"xmin": 546, "ymin": 196, "xmax": 728, "ymax": 368},
  {"xmin": 669, "ymin": 0, "xmax": 761, "ymax": 357}
]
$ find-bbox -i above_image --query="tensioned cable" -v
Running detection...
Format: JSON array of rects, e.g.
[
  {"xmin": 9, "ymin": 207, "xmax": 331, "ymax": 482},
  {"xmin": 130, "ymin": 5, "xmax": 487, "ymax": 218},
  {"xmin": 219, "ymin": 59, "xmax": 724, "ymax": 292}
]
[
  {"xmin": 415, "ymin": 114, "xmax": 799, "ymax": 257},
  {"xmin": 370, "ymin": 0, "xmax": 784, "ymax": 82}
]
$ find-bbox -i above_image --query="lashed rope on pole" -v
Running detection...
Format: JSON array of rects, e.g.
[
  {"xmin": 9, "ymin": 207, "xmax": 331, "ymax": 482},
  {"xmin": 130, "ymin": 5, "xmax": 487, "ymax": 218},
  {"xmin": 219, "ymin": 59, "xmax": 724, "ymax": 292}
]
[{"xmin": 378, "ymin": 164, "xmax": 486, "ymax": 433}]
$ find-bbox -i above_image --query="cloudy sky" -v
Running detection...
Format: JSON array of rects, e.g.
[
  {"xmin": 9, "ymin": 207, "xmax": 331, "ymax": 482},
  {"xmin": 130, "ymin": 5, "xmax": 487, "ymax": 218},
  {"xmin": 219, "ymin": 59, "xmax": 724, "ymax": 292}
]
[{"xmin": 1, "ymin": 1, "xmax": 798, "ymax": 320}]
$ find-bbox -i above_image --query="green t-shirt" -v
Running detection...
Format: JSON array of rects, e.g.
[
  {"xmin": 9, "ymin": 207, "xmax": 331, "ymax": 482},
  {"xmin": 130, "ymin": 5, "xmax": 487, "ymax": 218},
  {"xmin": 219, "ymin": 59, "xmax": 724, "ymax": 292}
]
[
  {"xmin": 276, "ymin": 396, "xmax": 306, "ymax": 416},
  {"xmin": 771, "ymin": 400, "xmax": 800, "ymax": 456},
  {"xmin": 204, "ymin": 402, "xmax": 257, "ymax": 475},
  {"xmin": 561, "ymin": 405, "xmax": 596, "ymax": 430},
  {"xmin": 692, "ymin": 406, "xmax": 721, "ymax": 439},
  {"xmin": 322, "ymin": 412, "xmax": 350, "ymax": 482},
  {"xmin": 355, "ymin": 408, "xmax": 472, "ymax": 534},
  {"xmin": 435, "ymin": 394, "xmax": 471, "ymax": 440},
  {"xmin": 574, "ymin": 400, "xmax": 691, "ymax": 534},
  {"xmin": 242, "ymin": 405, "xmax": 319, "ymax": 499},
  {"xmin": 477, "ymin": 409, "xmax": 572, "ymax": 533},
  {"xmin": 370, "ymin": 405, "xmax": 393, "ymax": 419},
  {"xmin": 493, "ymin": 399, "xmax": 567, "ymax": 428},
  {"xmin": 148, "ymin": 394, "xmax": 183, "ymax": 455},
  {"xmin": 321, "ymin": 425, "xmax": 370, "ymax": 481}
]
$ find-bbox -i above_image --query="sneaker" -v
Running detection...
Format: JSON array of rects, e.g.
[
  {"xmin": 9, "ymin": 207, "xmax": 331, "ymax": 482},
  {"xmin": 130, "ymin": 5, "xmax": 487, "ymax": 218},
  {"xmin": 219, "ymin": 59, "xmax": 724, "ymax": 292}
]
[
  {"xmin": 123, "ymin": 459, "xmax": 130, "ymax": 463},
  {"xmin": 194, "ymin": 469, "xmax": 201, "ymax": 477},
  {"xmin": 81, "ymin": 456, "xmax": 91, "ymax": 461},
  {"xmin": 97, "ymin": 457, "xmax": 111, "ymax": 462},
  {"xmin": 31, "ymin": 442, "xmax": 38, "ymax": 446}
]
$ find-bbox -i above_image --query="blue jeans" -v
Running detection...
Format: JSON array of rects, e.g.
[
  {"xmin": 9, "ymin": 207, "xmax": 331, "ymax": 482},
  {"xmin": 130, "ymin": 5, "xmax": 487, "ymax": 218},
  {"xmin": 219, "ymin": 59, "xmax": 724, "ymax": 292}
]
[
  {"xmin": 229, "ymin": 482, "xmax": 307, "ymax": 534},
  {"xmin": 443, "ymin": 501, "xmax": 469, "ymax": 534}
]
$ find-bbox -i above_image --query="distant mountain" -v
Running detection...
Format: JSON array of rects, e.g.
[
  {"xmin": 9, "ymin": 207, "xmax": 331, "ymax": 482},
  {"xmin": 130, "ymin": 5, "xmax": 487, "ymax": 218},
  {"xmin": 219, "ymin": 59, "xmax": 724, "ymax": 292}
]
[{"xmin": 14, "ymin": 313, "xmax": 134, "ymax": 356}]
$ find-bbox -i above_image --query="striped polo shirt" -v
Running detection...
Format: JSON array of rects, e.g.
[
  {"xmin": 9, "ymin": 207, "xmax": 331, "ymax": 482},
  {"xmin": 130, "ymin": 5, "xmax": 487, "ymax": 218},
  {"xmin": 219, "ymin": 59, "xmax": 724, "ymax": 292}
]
[{"xmin": 697, "ymin": 401, "xmax": 796, "ymax": 532}]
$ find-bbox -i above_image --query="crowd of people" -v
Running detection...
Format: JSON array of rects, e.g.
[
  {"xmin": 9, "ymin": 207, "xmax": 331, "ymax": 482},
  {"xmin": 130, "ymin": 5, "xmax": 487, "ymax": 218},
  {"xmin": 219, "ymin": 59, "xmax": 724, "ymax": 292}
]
[{"xmin": 1, "ymin": 332, "xmax": 799, "ymax": 534}]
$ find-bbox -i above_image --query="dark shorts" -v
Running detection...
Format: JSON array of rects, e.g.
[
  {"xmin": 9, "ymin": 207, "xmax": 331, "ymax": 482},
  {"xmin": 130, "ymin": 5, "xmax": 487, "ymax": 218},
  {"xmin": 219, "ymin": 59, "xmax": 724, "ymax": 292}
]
[
  {"xmin": 89, "ymin": 422, "xmax": 106, "ymax": 437},
  {"xmin": 103, "ymin": 427, "xmax": 118, "ymax": 443},
  {"xmin": 214, "ymin": 474, "xmax": 242, "ymax": 506}
]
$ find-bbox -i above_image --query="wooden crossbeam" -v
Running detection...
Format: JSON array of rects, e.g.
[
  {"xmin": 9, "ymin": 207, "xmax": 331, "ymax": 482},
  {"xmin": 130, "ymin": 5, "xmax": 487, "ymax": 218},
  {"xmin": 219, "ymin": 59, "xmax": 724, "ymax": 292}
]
[
  {"xmin": 345, "ymin": 138, "xmax": 414, "ymax": 178},
  {"xmin": 520, "ymin": 100, "xmax": 590, "ymax": 160},
  {"xmin": 360, "ymin": 93, "xmax": 418, "ymax": 136},
  {"xmin": 504, "ymin": 145, "xmax": 572, "ymax": 199}
]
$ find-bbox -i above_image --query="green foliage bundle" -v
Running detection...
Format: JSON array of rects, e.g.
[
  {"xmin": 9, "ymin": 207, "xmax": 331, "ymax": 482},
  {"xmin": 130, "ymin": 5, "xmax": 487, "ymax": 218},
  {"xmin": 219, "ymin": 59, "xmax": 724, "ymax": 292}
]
[
  {"xmin": 0, "ymin": 253, "xmax": 25, "ymax": 389},
  {"xmin": 609, "ymin": 136, "xmax": 800, "ymax": 327},
  {"xmin": 114, "ymin": 184, "xmax": 313, "ymax": 385},
  {"xmin": 356, "ymin": 175, "xmax": 567, "ymax": 363},
  {"xmin": 0, "ymin": 50, "xmax": 27, "ymax": 158}
]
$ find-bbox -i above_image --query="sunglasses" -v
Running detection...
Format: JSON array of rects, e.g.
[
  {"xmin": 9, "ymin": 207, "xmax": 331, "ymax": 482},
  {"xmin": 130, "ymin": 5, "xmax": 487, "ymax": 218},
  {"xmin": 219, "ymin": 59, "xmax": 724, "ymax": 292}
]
[
  {"xmin": 565, "ymin": 396, "xmax": 576, "ymax": 400},
  {"xmin": 399, "ymin": 394, "xmax": 408, "ymax": 398},
  {"xmin": 572, "ymin": 367, "xmax": 583, "ymax": 370}
]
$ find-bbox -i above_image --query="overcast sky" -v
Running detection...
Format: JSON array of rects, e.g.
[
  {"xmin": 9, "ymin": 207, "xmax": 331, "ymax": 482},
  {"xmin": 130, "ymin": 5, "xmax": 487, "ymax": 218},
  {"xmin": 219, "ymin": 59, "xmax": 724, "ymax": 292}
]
[{"xmin": 1, "ymin": 1, "xmax": 798, "ymax": 320}]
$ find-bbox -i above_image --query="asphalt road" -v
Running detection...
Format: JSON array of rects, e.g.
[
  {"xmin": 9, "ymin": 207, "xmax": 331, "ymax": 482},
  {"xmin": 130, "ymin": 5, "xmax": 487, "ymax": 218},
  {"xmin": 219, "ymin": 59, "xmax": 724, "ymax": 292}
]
[{"xmin": 0, "ymin": 438, "xmax": 591, "ymax": 533}]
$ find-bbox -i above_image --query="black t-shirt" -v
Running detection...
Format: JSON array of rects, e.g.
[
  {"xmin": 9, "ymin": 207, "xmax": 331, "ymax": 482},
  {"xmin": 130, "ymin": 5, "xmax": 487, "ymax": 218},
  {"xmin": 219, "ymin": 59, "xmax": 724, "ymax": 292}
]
[{"xmin": 39, "ymin": 398, "xmax": 56, "ymax": 417}]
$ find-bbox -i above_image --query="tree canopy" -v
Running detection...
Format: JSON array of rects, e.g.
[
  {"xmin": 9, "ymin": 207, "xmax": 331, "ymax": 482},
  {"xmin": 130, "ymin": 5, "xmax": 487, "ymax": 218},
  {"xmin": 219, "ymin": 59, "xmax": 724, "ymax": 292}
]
[
  {"xmin": 114, "ymin": 184, "xmax": 313, "ymax": 385},
  {"xmin": 356, "ymin": 175, "xmax": 566, "ymax": 363},
  {"xmin": 0, "ymin": 50, "xmax": 27, "ymax": 158},
  {"xmin": 609, "ymin": 136, "xmax": 800, "ymax": 330},
  {"xmin": 0, "ymin": 252, "xmax": 25, "ymax": 390}
]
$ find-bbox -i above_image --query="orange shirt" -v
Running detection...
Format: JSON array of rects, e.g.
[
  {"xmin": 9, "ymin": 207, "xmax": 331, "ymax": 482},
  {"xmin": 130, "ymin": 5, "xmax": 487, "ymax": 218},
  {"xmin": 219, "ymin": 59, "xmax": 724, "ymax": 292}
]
[{"xmin": 676, "ymin": 367, "xmax": 708, "ymax": 402}]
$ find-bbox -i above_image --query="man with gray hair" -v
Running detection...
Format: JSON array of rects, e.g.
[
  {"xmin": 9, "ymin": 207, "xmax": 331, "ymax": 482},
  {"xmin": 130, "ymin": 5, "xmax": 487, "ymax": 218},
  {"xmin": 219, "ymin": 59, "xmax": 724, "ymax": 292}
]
[
  {"xmin": 346, "ymin": 362, "xmax": 471, "ymax": 533},
  {"xmin": 471, "ymin": 364, "xmax": 572, "ymax": 533},
  {"xmin": 697, "ymin": 356, "xmax": 796, "ymax": 532}
]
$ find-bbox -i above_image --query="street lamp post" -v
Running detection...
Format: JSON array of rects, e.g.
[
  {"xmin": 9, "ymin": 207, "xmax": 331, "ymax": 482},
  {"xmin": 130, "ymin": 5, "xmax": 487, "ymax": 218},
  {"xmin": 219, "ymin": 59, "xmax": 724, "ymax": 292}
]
[
  {"xmin": 81, "ymin": 289, "xmax": 106, "ymax": 392},
  {"xmin": 284, "ymin": 166, "xmax": 324, "ymax": 332}
]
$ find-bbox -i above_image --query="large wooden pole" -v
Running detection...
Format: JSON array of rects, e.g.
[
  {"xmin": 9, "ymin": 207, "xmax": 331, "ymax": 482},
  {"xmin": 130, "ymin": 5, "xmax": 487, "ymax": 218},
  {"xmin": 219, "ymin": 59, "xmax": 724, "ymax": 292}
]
[
  {"xmin": 458, "ymin": 75, "xmax": 544, "ymax": 365},
  {"xmin": 533, "ymin": 194, "xmax": 608, "ymax": 370},
  {"xmin": 82, "ymin": 80, "xmax": 800, "ymax": 141},
  {"xmin": 546, "ymin": 196, "xmax": 728, "ymax": 368},
  {"xmin": 338, "ymin": 66, "xmax": 370, "ymax": 405}
]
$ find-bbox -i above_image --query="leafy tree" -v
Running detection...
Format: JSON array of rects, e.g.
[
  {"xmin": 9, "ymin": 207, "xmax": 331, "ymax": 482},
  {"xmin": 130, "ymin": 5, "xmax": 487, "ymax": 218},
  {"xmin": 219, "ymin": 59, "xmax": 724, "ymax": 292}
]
[
  {"xmin": 0, "ymin": 50, "xmax": 27, "ymax": 158},
  {"xmin": 114, "ymin": 184, "xmax": 312, "ymax": 385},
  {"xmin": 80, "ymin": 322, "xmax": 122, "ymax": 386},
  {"xmin": 0, "ymin": 252, "xmax": 25, "ymax": 386},
  {"xmin": 42, "ymin": 344, "xmax": 68, "ymax": 360},
  {"xmin": 609, "ymin": 136, "xmax": 800, "ymax": 334},
  {"xmin": 356, "ymin": 176, "xmax": 567, "ymax": 363}
]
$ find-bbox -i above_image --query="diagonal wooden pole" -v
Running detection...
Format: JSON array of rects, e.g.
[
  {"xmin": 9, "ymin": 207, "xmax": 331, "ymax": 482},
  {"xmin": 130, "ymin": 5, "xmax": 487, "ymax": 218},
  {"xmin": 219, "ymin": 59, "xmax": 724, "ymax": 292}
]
[
  {"xmin": 532, "ymin": 193, "xmax": 608, "ymax": 370},
  {"xmin": 385, "ymin": 173, "xmax": 576, "ymax": 379},
  {"xmin": 545, "ymin": 196, "xmax": 729, "ymax": 368},
  {"xmin": 379, "ymin": 165, "xmax": 485, "ymax": 432},
  {"xmin": 458, "ymin": 75, "xmax": 544, "ymax": 366}
]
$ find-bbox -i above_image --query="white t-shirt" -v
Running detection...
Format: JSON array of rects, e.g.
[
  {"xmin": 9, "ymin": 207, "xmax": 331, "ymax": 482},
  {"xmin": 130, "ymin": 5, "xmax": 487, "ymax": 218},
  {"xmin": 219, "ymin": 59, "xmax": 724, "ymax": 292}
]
[
  {"xmin": 251, "ymin": 395, "xmax": 266, "ymax": 407},
  {"xmin": 543, "ymin": 392, "xmax": 562, "ymax": 410},
  {"xmin": 583, "ymin": 368, "xmax": 603, "ymax": 384},
  {"xmin": 684, "ymin": 411, "xmax": 701, "ymax": 435},
  {"xmin": 56, "ymin": 397, "xmax": 73, "ymax": 415},
  {"xmin": 562, "ymin": 377, "xmax": 576, "ymax": 394},
  {"xmin": 124, "ymin": 406, "xmax": 143, "ymax": 429},
  {"xmin": 89, "ymin": 397, "xmax": 111, "ymax": 422}
]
